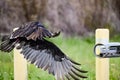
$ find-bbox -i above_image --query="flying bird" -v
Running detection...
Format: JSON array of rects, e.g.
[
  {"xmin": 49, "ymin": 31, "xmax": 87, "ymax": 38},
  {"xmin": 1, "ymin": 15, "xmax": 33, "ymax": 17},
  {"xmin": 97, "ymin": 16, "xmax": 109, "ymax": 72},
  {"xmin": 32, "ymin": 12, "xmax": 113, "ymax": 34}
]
[{"xmin": 0, "ymin": 21, "xmax": 87, "ymax": 80}]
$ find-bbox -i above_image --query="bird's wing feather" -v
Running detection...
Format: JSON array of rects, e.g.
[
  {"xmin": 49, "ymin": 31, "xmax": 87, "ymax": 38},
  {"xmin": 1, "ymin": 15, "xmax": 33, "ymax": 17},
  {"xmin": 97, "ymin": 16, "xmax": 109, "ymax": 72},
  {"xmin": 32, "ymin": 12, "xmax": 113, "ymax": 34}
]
[
  {"xmin": 11, "ymin": 22, "xmax": 60, "ymax": 40},
  {"xmin": 20, "ymin": 39, "xmax": 87, "ymax": 80}
]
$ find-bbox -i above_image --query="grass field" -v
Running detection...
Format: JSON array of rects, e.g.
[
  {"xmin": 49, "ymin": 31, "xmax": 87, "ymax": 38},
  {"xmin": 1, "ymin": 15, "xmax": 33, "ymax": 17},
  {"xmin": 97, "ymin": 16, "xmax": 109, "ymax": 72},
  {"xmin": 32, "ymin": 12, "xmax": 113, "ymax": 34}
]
[{"xmin": 0, "ymin": 35, "xmax": 120, "ymax": 80}]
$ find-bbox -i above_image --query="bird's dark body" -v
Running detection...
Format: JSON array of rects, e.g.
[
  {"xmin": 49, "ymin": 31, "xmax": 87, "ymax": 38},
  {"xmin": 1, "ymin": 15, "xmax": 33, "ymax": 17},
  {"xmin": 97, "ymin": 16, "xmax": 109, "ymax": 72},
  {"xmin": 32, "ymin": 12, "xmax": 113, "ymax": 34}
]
[{"xmin": 0, "ymin": 21, "xmax": 87, "ymax": 80}]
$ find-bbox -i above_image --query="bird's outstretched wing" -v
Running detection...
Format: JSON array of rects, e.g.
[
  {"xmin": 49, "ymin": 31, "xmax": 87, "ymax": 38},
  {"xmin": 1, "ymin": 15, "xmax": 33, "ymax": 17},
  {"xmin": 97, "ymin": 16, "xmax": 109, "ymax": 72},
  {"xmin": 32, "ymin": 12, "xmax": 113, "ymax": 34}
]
[
  {"xmin": 10, "ymin": 21, "xmax": 60, "ymax": 40},
  {"xmin": 0, "ymin": 21, "xmax": 60, "ymax": 52},
  {"xmin": 19, "ymin": 39, "xmax": 87, "ymax": 80},
  {"xmin": 0, "ymin": 21, "xmax": 87, "ymax": 80}
]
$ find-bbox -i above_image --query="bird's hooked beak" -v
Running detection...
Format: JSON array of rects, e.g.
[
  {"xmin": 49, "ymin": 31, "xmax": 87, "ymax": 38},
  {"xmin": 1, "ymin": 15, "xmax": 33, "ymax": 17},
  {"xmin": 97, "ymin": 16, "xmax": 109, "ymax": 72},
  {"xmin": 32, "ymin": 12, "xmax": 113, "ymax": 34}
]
[
  {"xmin": 10, "ymin": 27, "xmax": 19, "ymax": 39},
  {"xmin": 13, "ymin": 27, "xmax": 19, "ymax": 31}
]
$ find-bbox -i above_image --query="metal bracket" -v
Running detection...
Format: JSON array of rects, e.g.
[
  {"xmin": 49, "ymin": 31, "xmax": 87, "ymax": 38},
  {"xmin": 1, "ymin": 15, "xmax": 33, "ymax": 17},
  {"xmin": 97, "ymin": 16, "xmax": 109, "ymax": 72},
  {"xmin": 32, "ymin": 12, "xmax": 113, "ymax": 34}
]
[{"xmin": 94, "ymin": 42, "xmax": 120, "ymax": 58}]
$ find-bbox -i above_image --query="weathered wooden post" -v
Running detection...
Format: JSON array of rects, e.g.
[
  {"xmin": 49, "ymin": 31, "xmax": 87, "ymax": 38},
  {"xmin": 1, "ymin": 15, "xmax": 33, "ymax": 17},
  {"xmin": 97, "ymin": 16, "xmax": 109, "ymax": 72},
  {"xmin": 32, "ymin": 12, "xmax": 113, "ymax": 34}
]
[
  {"xmin": 13, "ymin": 28, "xmax": 27, "ymax": 80},
  {"xmin": 95, "ymin": 29, "xmax": 109, "ymax": 80}
]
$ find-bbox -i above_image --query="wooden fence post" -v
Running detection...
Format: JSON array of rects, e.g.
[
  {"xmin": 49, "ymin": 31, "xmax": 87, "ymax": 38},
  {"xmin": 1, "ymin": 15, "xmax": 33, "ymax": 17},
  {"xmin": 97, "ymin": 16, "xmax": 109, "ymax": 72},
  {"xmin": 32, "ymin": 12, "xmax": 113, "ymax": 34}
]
[
  {"xmin": 96, "ymin": 29, "xmax": 109, "ymax": 80},
  {"xmin": 13, "ymin": 28, "xmax": 27, "ymax": 80}
]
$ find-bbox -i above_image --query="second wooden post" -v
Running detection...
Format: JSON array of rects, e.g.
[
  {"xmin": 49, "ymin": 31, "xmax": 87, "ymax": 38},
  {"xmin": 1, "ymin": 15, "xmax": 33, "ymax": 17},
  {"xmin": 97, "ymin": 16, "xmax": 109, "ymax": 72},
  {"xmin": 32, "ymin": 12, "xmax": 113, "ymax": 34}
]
[
  {"xmin": 13, "ymin": 28, "xmax": 27, "ymax": 80},
  {"xmin": 96, "ymin": 29, "xmax": 109, "ymax": 80}
]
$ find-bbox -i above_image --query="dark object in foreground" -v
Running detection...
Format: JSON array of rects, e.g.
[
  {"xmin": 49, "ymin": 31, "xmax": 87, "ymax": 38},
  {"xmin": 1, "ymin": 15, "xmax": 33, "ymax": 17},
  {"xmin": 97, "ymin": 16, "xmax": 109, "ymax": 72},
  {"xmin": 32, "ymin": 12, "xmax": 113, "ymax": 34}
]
[{"xmin": 0, "ymin": 21, "xmax": 87, "ymax": 80}]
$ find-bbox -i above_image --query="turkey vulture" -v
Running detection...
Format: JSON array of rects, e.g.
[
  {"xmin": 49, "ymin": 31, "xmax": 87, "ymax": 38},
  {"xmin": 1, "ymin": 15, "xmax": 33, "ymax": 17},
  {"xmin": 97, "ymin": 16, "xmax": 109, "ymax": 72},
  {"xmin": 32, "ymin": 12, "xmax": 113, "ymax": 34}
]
[{"xmin": 0, "ymin": 21, "xmax": 87, "ymax": 80}]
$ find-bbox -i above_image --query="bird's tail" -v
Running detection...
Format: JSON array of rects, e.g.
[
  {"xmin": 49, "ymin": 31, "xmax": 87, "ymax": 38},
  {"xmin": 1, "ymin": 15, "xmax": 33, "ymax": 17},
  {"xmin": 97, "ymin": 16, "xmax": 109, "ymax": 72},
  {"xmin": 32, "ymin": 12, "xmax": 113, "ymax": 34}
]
[{"xmin": 0, "ymin": 39, "xmax": 18, "ymax": 52}]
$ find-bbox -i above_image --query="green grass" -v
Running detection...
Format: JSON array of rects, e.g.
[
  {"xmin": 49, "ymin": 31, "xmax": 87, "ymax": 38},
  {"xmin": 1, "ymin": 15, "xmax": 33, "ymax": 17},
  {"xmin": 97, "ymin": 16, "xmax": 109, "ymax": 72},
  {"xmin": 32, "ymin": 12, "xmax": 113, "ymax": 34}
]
[{"xmin": 0, "ymin": 35, "xmax": 120, "ymax": 80}]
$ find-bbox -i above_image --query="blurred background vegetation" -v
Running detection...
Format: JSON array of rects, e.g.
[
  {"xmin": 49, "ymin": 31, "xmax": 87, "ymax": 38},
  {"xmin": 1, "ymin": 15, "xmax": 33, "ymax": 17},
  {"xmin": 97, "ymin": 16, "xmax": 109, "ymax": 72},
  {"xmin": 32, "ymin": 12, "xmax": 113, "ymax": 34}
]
[
  {"xmin": 0, "ymin": 0, "xmax": 120, "ymax": 80},
  {"xmin": 0, "ymin": 0, "xmax": 120, "ymax": 36}
]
